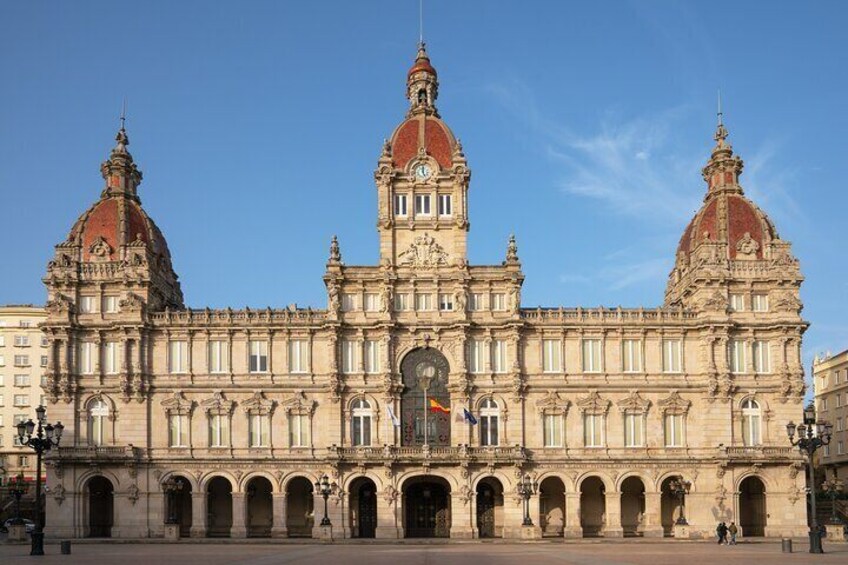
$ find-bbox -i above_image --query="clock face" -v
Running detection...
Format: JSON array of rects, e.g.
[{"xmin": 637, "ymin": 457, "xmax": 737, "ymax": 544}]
[{"xmin": 414, "ymin": 163, "xmax": 432, "ymax": 180}]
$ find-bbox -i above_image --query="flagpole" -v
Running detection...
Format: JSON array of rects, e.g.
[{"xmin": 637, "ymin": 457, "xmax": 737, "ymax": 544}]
[{"xmin": 424, "ymin": 385, "xmax": 429, "ymax": 447}]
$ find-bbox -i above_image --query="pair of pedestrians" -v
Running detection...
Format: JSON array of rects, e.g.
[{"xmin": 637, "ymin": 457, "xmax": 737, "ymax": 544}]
[{"xmin": 716, "ymin": 521, "xmax": 738, "ymax": 545}]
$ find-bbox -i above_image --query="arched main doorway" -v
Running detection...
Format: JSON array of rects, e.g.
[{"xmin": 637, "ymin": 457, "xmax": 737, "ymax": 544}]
[
  {"xmin": 580, "ymin": 476, "xmax": 606, "ymax": 537},
  {"xmin": 285, "ymin": 477, "xmax": 314, "ymax": 538},
  {"xmin": 86, "ymin": 476, "xmax": 114, "ymax": 538},
  {"xmin": 475, "ymin": 477, "xmax": 504, "ymax": 538},
  {"xmin": 246, "ymin": 477, "xmax": 273, "ymax": 537},
  {"xmin": 620, "ymin": 477, "xmax": 645, "ymax": 537},
  {"xmin": 165, "ymin": 476, "xmax": 193, "ymax": 537},
  {"xmin": 400, "ymin": 348, "xmax": 451, "ymax": 446},
  {"xmin": 739, "ymin": 476, "xmax": 766, "ymax": 537},
  {"xmin": 206, "ymin": 477, "xmax": 233, "ymax": 537},
  {"xmin": 660, "ymin": 476, "xmax": 682, "ymax": 536},
  {"xmin": 404, "ymin": 476, "xmax": 451, "ymax": 538},
  {"xmin": 349, "ymin": 477, "xmax": 378, "ymax": 538},
  {"xmin": 539, "ymin": 477, "xmax": 566, "ymax": 537}
]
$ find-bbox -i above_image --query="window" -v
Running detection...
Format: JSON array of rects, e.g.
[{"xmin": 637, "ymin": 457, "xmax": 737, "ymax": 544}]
[
  {"xmin": 13, "ymin": 414, "xmax": 28, "ymax": 426},
  {"xmin": 664, "ymin": 413, "xmax": 684, "ymax": 447},
  {"xmin": 582, "ymin": 339, "xmax": 601, "ymax": 373},
  {"xmin": 78, "ymin": 342, "xmax": 95, "ymax": 374},
  {"xmin": 103, "ymin": 342, "xmax": 119, "ymax": 374},
  {"xmin": 18, "ymin": 456, "xmax": 29, "ymax": 468},
  {"xmin": 491, "ymin": 293, "xmax": 506, "ymax": 311},
  {"xmin": 248, "ymin": 413, "xmax": 269, "ymax": 448},
  {"xmin": 752, "ymin": 340, "xmax": 770, "ymax": 373},
  {"xmin": 414, "ymin": 194, "xmax": 431, "ymax": 216},
  {"xmin": 40, "ymin": 336, "xmax": 48, "ymax": 347},
  {"xmin": 14, "ymin": 374, "xmax": 30, "ymax": 387},
  {"xmin": 837, "ymin": 418, "xmax": 844, "ymax": 433},
  {"xmin": 822, "ymin": 397, "xmax": 828, "ymax": 411},
  {"xmin": 14, "ymin": 395, "xmax": 29, "ymax": 407},
  {"xmin": 288, "ymin": 339, "xmax": 307, "ymax": 373},
  {"xmin": 364, "ymin": 293, "xmax": 380, "ymax": 312},
  {"xmin": 583, "ymin": 413, "xmax": 603, "ymax": 447},
  {"xmin": 41, "ymin": 375, "xmax": 48, "ymax": 386},
  {"xmin": 0, "ymin": 355, "xmax": 4, "ymax": 367},
  {"xmin": 79, "ymin": 296, "xmax": 96, "ymax": 313},
  {"xmin": 824, "ymin": 444, "xmax": 830, "ymax": 458},
  {"xmin": 209, "ymin": 413, "xmax": 230, "ymax": 447},
  {"xmin": 480, "ymin": 399, "xmax": 500, "ymax": 446},
  {"xmin": 544, "ymin": 414, "xmax": 563, "ymax": 447},
  {"xmin": 341, "ymin": 293, "xmax": 357, "ymax": 312},
  {"xmin": 364, "ymin": 340, "xmax": 380, "ymax": 374},
  {"xmin": 415, "ymin": 293, "xmax": 433, "ymax": 311},
  {"xmin": 662, "ymin": 339, "xmax": 682, "ymax": 373},
  {"xmin": 838, "ymin": 441, "xmax": 845, "ymax": 456},
  {"xmin": 289, "ymin": 413, "xmax": 310, "ymax": 447},
  {"xmin": 729, "ymin": 339, "xmax": 746, "ymax": 374},
  {"xmin": 13, "ymin": 355, "xmax": 29, "ymax": 367},
  {"xmin": 248, "ymin": 340, "xmax": 268, "ymax": 373},
  {"xmin": 491, "ymin": 340, "xmax": 507, "ymax": 374},
  {"xmin": 729, "ymin": 294, "xmax": 745, "ymax": 312},
  {"xmin": 394, "ymin": 293, "xmax": 410, "ymax": 311},
  {"xmin": 438, "ymin": 293, "xmax": 454, "ymax": 311},
  {"xmin": 169, "ymin": 414, "xmax": 189, "ymax": 447},
  {"xmin": 624, "ymin": 413, "xmax": 644, "ymax": 447},
  {"xmin": 88, "ymin": 398, "xmax": 109, "ymax": 446},
  {"xmin": 394, "ymin": 194, "xmax": 408, "ymax": 217},
  {"xmin": 40, "ymin": 355, "xmax": 48, "ymax": 367},
  {"xmin": 14, "ymin": 335, "xmax": 29, "ymax": 347},
  {"xmin": 622, "ymin": 339, "xmax": 642, "ymax": 373},
  {"xmin": 752, "ymin": 294, "xmax": 769, "ymax": 312},
  {"xmin": 341, "ymin": 339, "xmax": 358, "ymax": 374},
  {"xmin": 542, "ymin": 339, "xmax": 562, "ymax": 373},
  {"xmin": 0, "ymin": 394, "xmax": 3, "ymax": 406},
  {"xmin": 469, "ymin": 293, "xmax": 484, "ymax": 311},
  {"xmin": 207, "ymin": 340, "xmax": 228, "ymax": 374},
  {"xmin": 0, "ymin": 335, "xmax": 4, "ymax": 346},
  {"xmin": 169, "ymin": 341, "xmax": 188, "ymax": 374},
  {"xmin": 351, "ymin": 398, "xmax": 372, "ymax": 447},
  {"xmin": 438, "ymin": 194, "xmax": 452, "ymax": 216},
  {"xmin": 741, "ymin": 399, "xmax": 761, "ymax": 446},
  {"xmin": 102, "ymin": 296, "xmax": 119, "ymax": 313},
  {"xmin": 836, "ymin": 393, "xmax": 842, "ymax": 408},
  {"xmin": 468, "ymin": 339, "xmax": 484, "ymax": 374}
]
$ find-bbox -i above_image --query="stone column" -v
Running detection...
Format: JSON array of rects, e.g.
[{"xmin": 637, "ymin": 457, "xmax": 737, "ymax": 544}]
[
  {"xmin": 375, "ymin": 490, "xmax": 399, "ymax": 539},
  {"xmin": 604, "ymin": 492, "xmax": 624, "ymax": 537},
  {"xmin": 231, "ymin": 493, "xmax": 247, "ymax": 538},
  {"xmin": 271, "ymin": 492, "xmax": 287, "ymax": 537},
  {"xmin": 190, "ymin": 491, "xmax": 207, "ymax": 538},
  {"xmin": 450, "ymin": 492, "xmax": 474, "ymax": 538},
  {"xmin": 642, "ymin": 491, "xmax": 664, "ymax": 537},
  {"xmin": 564, "ymin": 492, "xmax": 582, "ymax": 538}
]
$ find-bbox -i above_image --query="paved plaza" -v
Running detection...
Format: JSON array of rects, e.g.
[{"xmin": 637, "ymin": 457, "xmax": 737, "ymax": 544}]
[{"xmin": 1, "ymin": 541, "xmax": 847, "ymax": 565}]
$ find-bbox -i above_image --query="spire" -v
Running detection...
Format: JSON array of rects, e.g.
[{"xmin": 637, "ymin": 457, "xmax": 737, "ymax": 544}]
[
  {"xmin": 406, "ymin": 42, "xmax": 439, "ymax": 115},
  {"xmin": 701, "ymin": 94, "xmax": 743, "ymax": 198},
  {"xmin": 100, "ymin": 108, "xmax": 142, "ymax": 201}
]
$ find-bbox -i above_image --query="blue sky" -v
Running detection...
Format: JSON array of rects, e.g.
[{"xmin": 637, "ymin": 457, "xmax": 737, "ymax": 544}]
[{"xmin": 1, "ymin": 1, "xmax": 846, "ymax": 369}]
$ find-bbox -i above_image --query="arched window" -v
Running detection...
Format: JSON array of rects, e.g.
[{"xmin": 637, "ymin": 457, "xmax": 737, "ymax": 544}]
[
  {"xmin": 480, "ymin": 398, "xmax": 499, "ymax": 446},
  {"xmin": 352, "ymin": 398, "xmax": 372, "ymax": 447},
  {"xmin": 741, "ymin": 399, "xmax": 762, "ymax": 446},
  {"xmin": 89, "ymin": 398, "xmax": 109, "ymax": 446}
]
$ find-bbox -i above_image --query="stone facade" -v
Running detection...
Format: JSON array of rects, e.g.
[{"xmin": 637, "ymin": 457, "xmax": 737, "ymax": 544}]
[
  {"xmin": 40, "ymin": 44, "xmax": 809, "ymax": 541},
  {"xmin": 814, "ymin": 350, "xmax": 848, "ymax": 481}
]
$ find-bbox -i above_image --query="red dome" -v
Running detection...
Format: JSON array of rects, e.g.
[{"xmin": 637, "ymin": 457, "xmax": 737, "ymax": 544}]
[
  {"xmin": 677, "ymin": 194, "xmax": 776, "ymax": 260},
  {"xmin": 408, "ymin": 58, "xmax": 437, "ymax": 77},
  {"xmin": 390, "ymin": 116, "xmax": 455, "ymax": 170}
]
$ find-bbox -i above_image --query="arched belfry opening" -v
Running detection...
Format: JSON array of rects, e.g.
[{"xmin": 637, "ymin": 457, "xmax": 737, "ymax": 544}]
[{"xmin": 400, "ymin": 347, "xmax": 451, "ymax": 446}]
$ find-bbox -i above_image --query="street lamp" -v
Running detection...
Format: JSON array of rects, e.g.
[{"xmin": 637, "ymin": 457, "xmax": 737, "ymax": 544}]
[
  {"xmin": 8, "ymin": 472, "xmax": 30, "ymax": 526},
  {"xmin": 787, "ymin": 404, "xmax": 833, "ymax": 554},
  {"xmin": 314, "ymin": 473, "xmax": 337, "ymax": 527},
  {"xmin": 16, "ymin": 405, "xmax": 64, "ymax": 556},
  {"xmin": 161, "ymin": 477, "xmax": 185, "ymax": 525},
  {"xmin": 516, "ymin": 474, "xmax": 537, "ymax": 526},
  {"xmin": 668, "ymin": 476, "xmax": 692, "ymax": 525},
  {"xmin": 821, "ymin": 477, "xmax": 844, "ymax": 525}
]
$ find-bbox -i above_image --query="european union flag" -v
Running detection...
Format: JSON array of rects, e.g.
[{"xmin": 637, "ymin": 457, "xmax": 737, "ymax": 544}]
[{"xmin": 463, "ymin": 408, "xmax": 478, "ymax": 425}]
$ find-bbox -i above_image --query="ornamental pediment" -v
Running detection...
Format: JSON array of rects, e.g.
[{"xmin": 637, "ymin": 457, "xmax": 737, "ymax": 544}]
[
  {"xmin": 536, "ymin": 390, "xmax": 569, "ymax": 415},
  {"xmin": 242, "ymin": 390, "xmax": 275, "ymax": 414},
  {"xmin": 282, "ymin": 390, "xmax": 315, "ymax": 415},
  {"xmin": 576, "ymin": 390, "xmax": 610, "ymax": 414},
  {"xmin": 200, "ymin": 390, "xmax": 234, "ymax": 414},
  {"xmin": 657, "ymin": 390, "xmax": 691, "ymax": 414},
  {"xmin": 397, "ymin": 232, "xmax": 448, "ymax": 269},
  {"xmin": 160, "ymin": 390, "xmax": 193, "ymax": 414},
  {"xmin": 617, "ymin": 390, "xmax": 651, "ymax": 413}
]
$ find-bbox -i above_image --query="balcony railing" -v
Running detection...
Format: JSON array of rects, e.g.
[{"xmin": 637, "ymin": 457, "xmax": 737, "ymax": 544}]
[
  {"xmin": 724, "ymin": 445, "xmax": 795, "ymax": 458},
  {"xmin": 51, "ymin": 445, "xmax": 140, "ymax": 461},
  {"xmin": 328, "ymin": 444, "xmax": 526, "ymax": 464}
]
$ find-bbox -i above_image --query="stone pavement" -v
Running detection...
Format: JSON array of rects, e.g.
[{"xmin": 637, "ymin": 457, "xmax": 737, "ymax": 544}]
[{"xmin": 1, "ymin": 540, "xmax": 847, "ymax": 565}]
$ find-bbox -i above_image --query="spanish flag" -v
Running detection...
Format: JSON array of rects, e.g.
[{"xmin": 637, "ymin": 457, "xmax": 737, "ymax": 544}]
[{"xmin": 429, "ymin": 398, "xmax": 450, "ymax": 414}]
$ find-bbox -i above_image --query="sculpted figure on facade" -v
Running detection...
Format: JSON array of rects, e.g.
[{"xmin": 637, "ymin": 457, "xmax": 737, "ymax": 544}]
[{"xmin": 397, "ymin": 232, "xmax": 449, "ymax": 268}]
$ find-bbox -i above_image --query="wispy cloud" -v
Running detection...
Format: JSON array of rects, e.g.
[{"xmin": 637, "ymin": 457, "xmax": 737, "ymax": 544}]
[{"xmin": 559, "ymin": 256, "xmax": 672, "ymax": 293}]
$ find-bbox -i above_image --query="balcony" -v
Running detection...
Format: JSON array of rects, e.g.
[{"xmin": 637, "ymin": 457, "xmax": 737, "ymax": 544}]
[
  {"xmin": 51, "ymin": 445, "xmax": 140, "ymax": 463},
  {"xmin": 327, "ymin": 444, "xmax": 526, "ymax": 466},
  {"xmin": 723, "ymin": 445, "xmax": 795, "ymax": 460}
]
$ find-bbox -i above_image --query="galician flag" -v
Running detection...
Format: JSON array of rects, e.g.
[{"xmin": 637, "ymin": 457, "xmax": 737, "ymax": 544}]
[
  {"xmin": 387, "ymin": 405, "xmax": 401, "ymax": 428},
  {"xmin": 429, "ymin": 398, "xmax": 450, "ymax": 414}
]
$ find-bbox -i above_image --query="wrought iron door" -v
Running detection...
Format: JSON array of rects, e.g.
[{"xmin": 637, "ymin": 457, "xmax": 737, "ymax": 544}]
[
  {"xmin": 477, "ymin": 484, "xmax": 496, "ymax": 538},
  {"xmin": 400, "ymin": 348, "xmax": 451, "ymax": 446},
  {"xmin": 358, "ymin": 485, "xmax": 377, "ymax": 538},
  {"xmin": 406, "ymin": 483, "xmax": 450, "ymax": 538}
]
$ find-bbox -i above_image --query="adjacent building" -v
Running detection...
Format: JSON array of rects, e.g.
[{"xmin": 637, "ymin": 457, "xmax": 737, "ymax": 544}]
[
  {"xmin": 40, "ymin": 44, "xmax": 809, "ymax": 541},
  {"xmin": 813, "ymin": 350, "xmax": 848, "ymax": 481},
  {"xmin": 0, "ymin": 305, "xmax": 48, "ymax": 483}
]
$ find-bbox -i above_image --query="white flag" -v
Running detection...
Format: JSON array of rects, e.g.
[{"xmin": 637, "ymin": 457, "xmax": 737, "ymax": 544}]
[{"xmin": 387, "ymin": 405, "xmax": 401, "ymax": 428}]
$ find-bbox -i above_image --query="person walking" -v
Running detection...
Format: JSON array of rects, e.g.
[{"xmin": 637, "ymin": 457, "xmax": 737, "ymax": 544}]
[
  {"xmin": 727, "ymin": 522, "xmax": 738, "ymax": 545},
  {"xmin": 716, "ymin": 522, "xmax": 728, "ymax": 545}
]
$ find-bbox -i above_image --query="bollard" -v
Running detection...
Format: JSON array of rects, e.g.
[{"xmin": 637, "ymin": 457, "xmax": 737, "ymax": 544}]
[
  {"xmin": 781, "ymin": 538, "xmax": 792, "ymax": 553},
  {"xmin": 60, "ymin": 540, "xmax": 72, "ymax": 555}
]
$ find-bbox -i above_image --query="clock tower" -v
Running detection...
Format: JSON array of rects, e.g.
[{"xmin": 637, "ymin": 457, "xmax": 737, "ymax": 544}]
[{"xmin": 375, "ymin": 43, "xmax": 470, "ymax": 268}]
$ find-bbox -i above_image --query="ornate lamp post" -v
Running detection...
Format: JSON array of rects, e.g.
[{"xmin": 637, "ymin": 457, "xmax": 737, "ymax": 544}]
[
  {"xmin": 16, "ymin": 405, "xmax": 64, "ymax": 556},
  {"xmin": 314, "ymin": 473, "xmax": 337, "ymax": 527},
  {"xmin": 516, "ymin": 474, "xmax": 537, "ymax": 526},
  {"xmin": 821, "ymin": 477, "xmax": 844, "ymax": 525},
  {"xmin": 8, "ymin": 472, "xmax": 30, "ymax": 525},
  {"xmin": 787, "ymin": 403, "xmax": 833, "ymax": 554},
  {"xmin": 668, "ymin": 476, "xmax": 692, "ymax": 525},
  {"xmin": 162, "ymin": 477, "xmax": 185, "ymax": 525}
]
